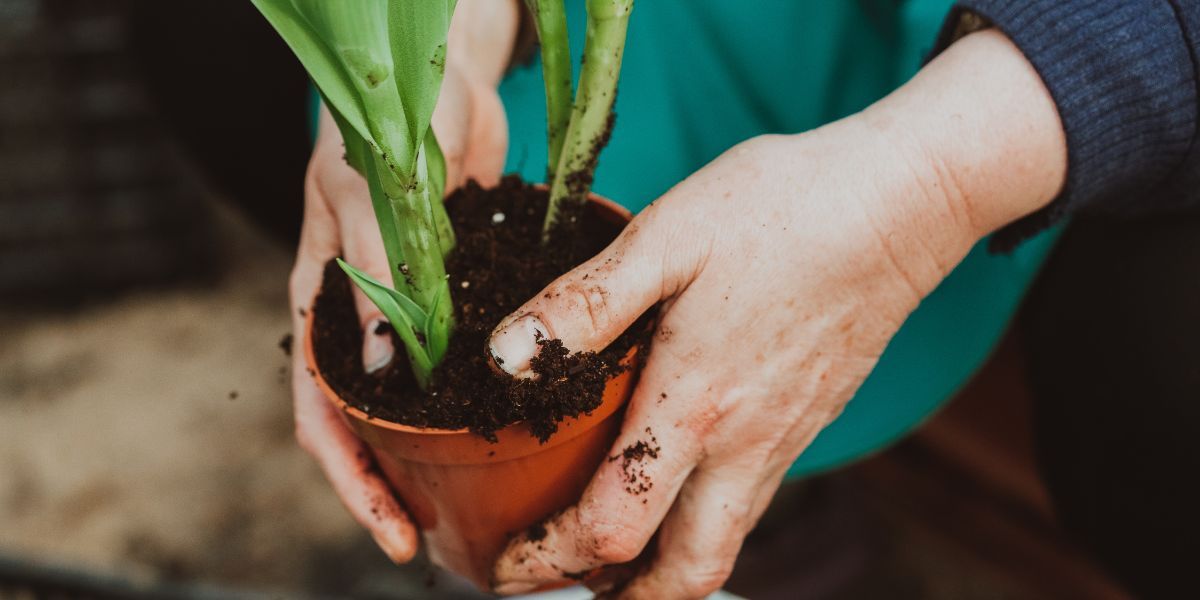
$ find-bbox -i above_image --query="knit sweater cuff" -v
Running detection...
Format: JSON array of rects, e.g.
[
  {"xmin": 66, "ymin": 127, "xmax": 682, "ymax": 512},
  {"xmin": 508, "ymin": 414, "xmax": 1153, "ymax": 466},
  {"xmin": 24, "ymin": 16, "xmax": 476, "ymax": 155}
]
[{"xmin": 931, "ymin": 1, "xmax": 1198, "ymax": 251}]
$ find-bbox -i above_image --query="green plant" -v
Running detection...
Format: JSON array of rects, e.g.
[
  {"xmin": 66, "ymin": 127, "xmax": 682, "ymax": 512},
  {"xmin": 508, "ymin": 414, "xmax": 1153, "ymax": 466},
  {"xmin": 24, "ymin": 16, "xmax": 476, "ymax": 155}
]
[
  {"xmin": 251, "ymin": 0, "xmax": 457, "ymax": 389},
  {"xmin": 254, "ymin": 0, "xmax": 633, "ymax": 389},
  {"xmin": 527, "ymin": 0, "xmax": 634, "ymax": 235}
]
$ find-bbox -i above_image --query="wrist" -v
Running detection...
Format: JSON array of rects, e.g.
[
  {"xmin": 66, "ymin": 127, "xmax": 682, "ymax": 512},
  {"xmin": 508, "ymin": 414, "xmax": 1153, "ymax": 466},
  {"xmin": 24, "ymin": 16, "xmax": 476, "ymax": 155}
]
[{"xmin": 861, "ymin": 29, "xmax": 1067, "ymax": 255}]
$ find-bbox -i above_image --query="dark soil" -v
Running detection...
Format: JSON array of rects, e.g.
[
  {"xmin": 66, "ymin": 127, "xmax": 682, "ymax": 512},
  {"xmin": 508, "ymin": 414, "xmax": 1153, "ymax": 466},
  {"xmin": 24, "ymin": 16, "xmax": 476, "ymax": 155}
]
[{"xmin": 310, "ymin": 176, "xmax": 652, "ymax": 442}]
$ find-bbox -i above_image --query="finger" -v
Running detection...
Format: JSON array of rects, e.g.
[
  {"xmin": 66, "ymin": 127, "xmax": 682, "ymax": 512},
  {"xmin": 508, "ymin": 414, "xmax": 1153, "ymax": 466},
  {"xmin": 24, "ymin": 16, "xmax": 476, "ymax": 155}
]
[
  {"xmin": 488, "ymin": 207, "xmax": 690, "ymax": 378},
  {"xmin": 492, "ymin": 344, "xmax": 712, "ymax": 594},
  {"xmin": 459, "ymin": 81, "xmax": 507, "ymax": 187},
  {"xmin": 433, "ymin": 68, "xmax": 507, "ymax": 192},
  {"xmin": 289, "ymin": 176, "xmax": 418, "ymax": 564},
  {"xmin": 309, "ymin": 123, "xmax": 397, "ymax": 374},
  {"xmin": 616, "ymin": 407, "xmax": 826, "ymax": 600},
  {"xmin": 432, "ymin": 66, "xmax": 472, "ymax": 192},
  {"xmin": 615, "ymin": 460, "xmax": 789, "ymax": 600},
  {"xmin": 293, "ymin": 373, "xmax": 419, "ymax": 564},
  {"xmin": 332, "ymin": 181, "xmax": 395, "ymax": 374}
]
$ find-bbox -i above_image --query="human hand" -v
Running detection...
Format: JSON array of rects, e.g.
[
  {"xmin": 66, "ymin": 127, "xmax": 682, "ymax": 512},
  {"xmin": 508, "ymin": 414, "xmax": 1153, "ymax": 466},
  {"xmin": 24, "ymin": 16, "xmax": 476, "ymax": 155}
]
[
  {"xmin": 487, "ymin": 30, "xmax": 1067, "ymax": 598},
  {"xmin": 288, "ymin": 0, "xmax": 515, "ymax": 564}
]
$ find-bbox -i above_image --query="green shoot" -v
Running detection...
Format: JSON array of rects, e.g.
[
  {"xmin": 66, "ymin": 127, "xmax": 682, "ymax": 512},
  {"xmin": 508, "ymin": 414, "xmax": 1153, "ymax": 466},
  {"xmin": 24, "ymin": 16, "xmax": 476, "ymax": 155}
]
[
  {"xmin": 252, "ymin": 0, "xmax": 458, "ymax": 389},
  {"xmin": 524, "ymin": 0, "xmax": 572, "ymax": 178},
  {"xmin": 533, "ymin": 0, "xmax": 633, "ymax": 235}
]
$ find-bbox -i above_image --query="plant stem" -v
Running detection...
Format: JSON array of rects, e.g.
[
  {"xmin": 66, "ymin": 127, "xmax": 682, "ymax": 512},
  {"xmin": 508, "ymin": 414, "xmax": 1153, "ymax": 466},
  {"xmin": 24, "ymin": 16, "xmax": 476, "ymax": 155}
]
[
  {"xmin": 524, "ymin": 0, "xmax": 572, "ymax": 178},
  {"xmin": 542, "ymin": 0, "xmax": 632, "ymax": 236},
  {"xmin": 367, "ymin": 148, "xmax": 455, "ymax": 388}
]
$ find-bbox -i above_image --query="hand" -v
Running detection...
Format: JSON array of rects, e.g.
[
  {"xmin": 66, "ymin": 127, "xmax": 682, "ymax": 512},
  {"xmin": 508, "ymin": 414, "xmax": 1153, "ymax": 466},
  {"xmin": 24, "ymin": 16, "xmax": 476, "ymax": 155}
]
[
  {"xmin": 487, "ymin": 30, "xmax": 1067, "ymax": 598},
  {"xmin": 288, "ymin": 0, "xmax": 515, "ymax": 563}
]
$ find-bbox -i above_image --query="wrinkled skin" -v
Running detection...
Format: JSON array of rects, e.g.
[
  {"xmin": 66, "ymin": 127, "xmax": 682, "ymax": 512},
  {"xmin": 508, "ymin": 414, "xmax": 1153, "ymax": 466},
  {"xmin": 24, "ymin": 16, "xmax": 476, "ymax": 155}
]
[
  {"xmin": 487, "ymin": 129, "xmax": 935, "ymax": 597},
  {"xmin": 486, "ymin": 30, "xmax": 1066, "ymax": 598},
  {"xmin": 292, "ymin": 13, "xmax": 1067, "ymax": 600}
]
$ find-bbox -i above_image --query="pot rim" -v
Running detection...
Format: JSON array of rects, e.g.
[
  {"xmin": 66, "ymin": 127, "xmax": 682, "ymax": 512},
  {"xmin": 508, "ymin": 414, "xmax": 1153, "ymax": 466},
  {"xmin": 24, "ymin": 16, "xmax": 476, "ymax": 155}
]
[{"xmin": 303, "ymin": 190, "xmax": 635, "ymax": 438}]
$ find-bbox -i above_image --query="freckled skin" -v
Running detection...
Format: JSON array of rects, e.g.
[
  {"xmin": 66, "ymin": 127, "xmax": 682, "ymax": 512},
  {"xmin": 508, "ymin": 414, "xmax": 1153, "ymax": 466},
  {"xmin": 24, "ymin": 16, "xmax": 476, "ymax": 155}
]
[{"xmin": 489, "ymin": 30, "xmax": 1067, "ymax": 599}]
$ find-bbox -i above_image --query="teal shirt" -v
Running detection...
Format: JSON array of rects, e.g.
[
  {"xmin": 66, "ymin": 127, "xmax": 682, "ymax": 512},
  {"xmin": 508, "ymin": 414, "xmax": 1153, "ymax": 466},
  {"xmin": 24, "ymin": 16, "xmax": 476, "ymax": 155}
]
[{"xmin": 499, "ymin": 0, "xmax": 1061, "ymax": 476}]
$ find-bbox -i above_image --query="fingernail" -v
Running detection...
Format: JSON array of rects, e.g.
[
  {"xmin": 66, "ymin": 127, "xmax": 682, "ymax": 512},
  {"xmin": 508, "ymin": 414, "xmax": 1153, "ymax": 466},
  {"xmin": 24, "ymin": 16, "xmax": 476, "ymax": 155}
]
[
  {"xmin": 488, "ymin": 314, "xmax": 549, "ymax": 379},
  {"xmin": 492, "ymin": 580, "xmax": 540, "ymax": 596},
  {"xmin": 363, "ymin": 318, "xmax": 395, "ymax": 374}
]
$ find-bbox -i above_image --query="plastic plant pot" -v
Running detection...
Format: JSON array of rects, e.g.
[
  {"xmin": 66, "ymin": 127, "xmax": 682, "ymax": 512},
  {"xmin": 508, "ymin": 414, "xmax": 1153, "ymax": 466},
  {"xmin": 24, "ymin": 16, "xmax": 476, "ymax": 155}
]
[{"xmin": 304, "ymin": 193, "xmax": 642, "ymax": 588}]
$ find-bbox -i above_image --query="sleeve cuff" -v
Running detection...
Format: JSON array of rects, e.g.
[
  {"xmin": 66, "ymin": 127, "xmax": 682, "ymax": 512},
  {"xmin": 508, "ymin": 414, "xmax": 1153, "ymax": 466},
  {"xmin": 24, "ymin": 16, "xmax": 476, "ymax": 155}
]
[{"xmin": 930, "ymin": 0, "xmax": 1198, "ymax": 251}]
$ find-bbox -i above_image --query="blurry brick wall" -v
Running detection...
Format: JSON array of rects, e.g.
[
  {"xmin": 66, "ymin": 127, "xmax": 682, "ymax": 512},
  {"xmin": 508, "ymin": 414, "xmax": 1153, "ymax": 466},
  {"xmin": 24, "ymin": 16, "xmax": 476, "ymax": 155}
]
[{"xmin": 0, "ymin": 0, "xmax": 216, "ymax": 303}]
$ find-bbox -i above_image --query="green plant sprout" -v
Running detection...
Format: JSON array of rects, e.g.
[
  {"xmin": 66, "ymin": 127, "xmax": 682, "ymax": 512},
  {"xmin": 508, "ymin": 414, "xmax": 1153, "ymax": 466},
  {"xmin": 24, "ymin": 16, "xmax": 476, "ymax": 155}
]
[
  {"xmin": 252, "ymin": 0, "xmax": 457, "ymax": 389},
  {"xmin": 527, "ymin": 0, "xmax": 634, "ymax": 236}
]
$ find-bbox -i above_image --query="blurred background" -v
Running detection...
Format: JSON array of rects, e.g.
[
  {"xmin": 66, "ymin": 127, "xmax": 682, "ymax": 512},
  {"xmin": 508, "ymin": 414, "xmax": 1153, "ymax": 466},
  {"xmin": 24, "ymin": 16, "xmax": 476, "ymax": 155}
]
[{"xmin": 2, "ymin": 1, "xmax": 1189, "ymax": 598}]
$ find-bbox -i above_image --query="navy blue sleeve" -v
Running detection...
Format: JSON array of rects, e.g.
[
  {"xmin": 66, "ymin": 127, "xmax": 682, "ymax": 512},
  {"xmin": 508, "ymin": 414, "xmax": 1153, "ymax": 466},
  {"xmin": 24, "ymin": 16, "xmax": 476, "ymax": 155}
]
[{"xmin": 930, "ymin": 1, "xmax": 1200, "ymax": 250}]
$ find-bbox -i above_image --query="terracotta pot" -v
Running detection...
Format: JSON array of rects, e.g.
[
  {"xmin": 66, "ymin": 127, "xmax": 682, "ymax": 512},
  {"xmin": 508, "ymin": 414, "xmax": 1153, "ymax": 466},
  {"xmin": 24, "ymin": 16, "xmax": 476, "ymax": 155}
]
[{"xmin": 304, "ymin": 194, "xmax": 640, "ymax": 589}]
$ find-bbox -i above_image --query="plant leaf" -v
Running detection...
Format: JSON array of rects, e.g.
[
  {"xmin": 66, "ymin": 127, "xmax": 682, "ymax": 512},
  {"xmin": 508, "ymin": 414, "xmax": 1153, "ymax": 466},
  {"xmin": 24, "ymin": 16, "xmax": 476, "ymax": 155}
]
[
  {"xmin": 321, "ymin": 94, "xmax": 371, "ymax": 176},
  {"xmin": 358, "ymin": 137, "xmax": 409, "ymax": 291},
  {"xmin": 421, "ymin": 128, "xmax": 456, "ymax": 257},
  {"xmin": 423, "ymin": 127, "xmax": 447, "ymax": 203},
  {"xmin": 387, "ymin": 0, "xmax": 457, "ymax": 151},
  {"xmin": 336, "ymin": 259, "xmax": 434, "ymax": 383},
  {"xmin": 251, "ymin": 0, "xmax": 373, "ymax": 154},
  {"xmin": 276, "ymin": 0, "xmax": 414, "ymax": 176},
  {"xmin": 423, "ymin": 285, "xmax": 452, "ymax": 365},
  {"xmin": 389, "ymin": 282, "xmax": 432, "ymax": 331}
]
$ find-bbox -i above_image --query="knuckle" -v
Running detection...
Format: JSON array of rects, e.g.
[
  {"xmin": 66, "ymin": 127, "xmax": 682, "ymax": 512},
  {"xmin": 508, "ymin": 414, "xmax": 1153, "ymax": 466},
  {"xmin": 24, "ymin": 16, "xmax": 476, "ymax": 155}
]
[
  {"xmin": 687, "ymin": 401, "xmax": 723, "ymax": 438},
  {"xmin": 679, "ymin": 562, "xmax": 734, "ymax": 599},
  {"xmin": 558, "ymin": 279, "xmax": 613, "ymax": 338},
  {"xmin": 584, "ymin": 516, "xmax": 644, "ymax": 564}
]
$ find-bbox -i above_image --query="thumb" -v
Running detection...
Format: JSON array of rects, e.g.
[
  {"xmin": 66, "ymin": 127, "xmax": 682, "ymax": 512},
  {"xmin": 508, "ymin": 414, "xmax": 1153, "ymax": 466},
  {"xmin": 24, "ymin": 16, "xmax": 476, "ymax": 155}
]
[{"xmin": 487, "ymin": 218, "xmax": 677, "ymax": 378}]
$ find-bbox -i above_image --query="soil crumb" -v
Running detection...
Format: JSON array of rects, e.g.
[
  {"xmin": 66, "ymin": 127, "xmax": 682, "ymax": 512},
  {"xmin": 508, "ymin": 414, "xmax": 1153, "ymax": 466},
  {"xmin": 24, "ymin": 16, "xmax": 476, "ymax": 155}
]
[
  {"xmin": 278, "ymin": 333, "xmax": 293, "ymax": 356},
  {"xmin": 311, "ymin": 176, "xmax": 653, "ymax": 442},
  {"xmin": 609, "ymin": 428, "xmax": 661, "ymax": 495},
  {"xmin": 526, "ymin": 521, "xmax": 548, "ymax": 542}
]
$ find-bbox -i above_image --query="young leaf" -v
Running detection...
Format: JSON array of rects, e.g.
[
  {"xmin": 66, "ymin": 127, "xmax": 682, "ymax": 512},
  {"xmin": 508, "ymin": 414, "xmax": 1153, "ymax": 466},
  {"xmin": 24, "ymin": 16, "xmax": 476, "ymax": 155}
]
[
  {"xmin": 421, "ymin": 128, "xmax": 456, "ymax": 257},
  {"xmin": 361, "ymin": 141, "xmax": 409, "ymax": 292},
  {"xmin": 386, "ymin": 277, "xmax": 433, "ymax": 330},
  {"xmin": 336, "ymin": 258, "xmax": 436, "ymax": 386},
  {"xmin": 423, "ymin": 286, "xmax": 452, "ymax": 366}
]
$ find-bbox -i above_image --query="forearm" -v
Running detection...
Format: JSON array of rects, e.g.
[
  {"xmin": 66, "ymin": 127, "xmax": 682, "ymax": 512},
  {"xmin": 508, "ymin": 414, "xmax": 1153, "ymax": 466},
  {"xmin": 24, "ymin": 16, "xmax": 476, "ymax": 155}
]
[
  {"xmin": 839, "ymin": 28, "xmax": 1068, "ymax": 296},
  {"xmin": 870, "ymin": 29, "xmax": 1067, "ymax": 235}
]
